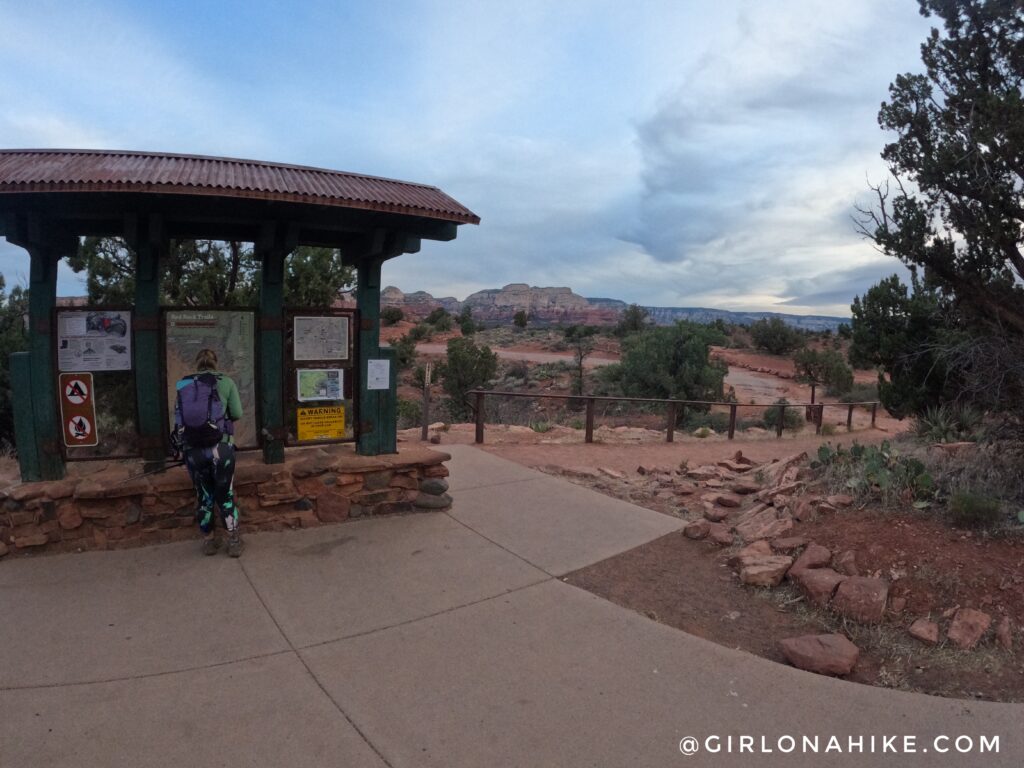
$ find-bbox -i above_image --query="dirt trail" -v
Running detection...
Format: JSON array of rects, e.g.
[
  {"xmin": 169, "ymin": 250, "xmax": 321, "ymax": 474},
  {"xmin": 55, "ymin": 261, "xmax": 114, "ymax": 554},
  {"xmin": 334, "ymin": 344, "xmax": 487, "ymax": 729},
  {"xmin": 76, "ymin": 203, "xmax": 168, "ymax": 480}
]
[{"xmin": 415, "ymin": 343, "xmax": 616, "ymax": 367}]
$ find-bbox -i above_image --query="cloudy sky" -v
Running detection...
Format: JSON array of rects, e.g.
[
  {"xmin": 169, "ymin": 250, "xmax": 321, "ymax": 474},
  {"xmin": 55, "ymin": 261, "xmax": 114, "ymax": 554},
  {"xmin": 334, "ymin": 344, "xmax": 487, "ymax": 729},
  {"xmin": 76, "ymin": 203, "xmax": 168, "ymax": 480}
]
[{"xmin": 0, "ymin": 0, "xmax": 929, "ymax": 316}]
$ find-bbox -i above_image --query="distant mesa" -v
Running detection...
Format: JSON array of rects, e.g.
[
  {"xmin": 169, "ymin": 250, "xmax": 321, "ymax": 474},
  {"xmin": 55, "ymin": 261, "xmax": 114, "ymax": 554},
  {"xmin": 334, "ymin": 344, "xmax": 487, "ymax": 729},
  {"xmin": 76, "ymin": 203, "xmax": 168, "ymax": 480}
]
[{"xmin": 380, "ymin": 284, "xmax": 848, "ymax": 331}]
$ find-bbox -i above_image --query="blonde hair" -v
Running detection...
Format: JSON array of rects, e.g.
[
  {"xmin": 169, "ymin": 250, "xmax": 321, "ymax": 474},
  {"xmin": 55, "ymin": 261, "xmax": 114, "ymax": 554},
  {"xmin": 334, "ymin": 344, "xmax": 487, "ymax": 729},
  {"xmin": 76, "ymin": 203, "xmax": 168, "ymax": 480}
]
[{"xmin": 195, "ymin": 348, "xmax": 218, "ymax": 371}]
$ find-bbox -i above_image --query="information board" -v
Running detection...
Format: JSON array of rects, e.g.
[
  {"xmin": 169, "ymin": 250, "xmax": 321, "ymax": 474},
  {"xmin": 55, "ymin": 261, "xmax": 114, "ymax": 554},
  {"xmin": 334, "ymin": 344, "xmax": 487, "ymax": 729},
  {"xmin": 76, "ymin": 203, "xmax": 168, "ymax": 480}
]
[
  {"xmin": 57, "ymin": 310, "xmax": 132, "ymax": 372},
  {"xmin": 297, "ymin": 405, "xmax": 346, "ymax": 441},
  {"xmin": 297, "ymin": 369, "xmax": 344, "ymax": 402},
  {"xmin": 293, "ymin": 316, "xmax": 349, "ymax": 361},
  {"xmin": 164, "ymin": 310, "xmax": 257, "ymax": 448}
]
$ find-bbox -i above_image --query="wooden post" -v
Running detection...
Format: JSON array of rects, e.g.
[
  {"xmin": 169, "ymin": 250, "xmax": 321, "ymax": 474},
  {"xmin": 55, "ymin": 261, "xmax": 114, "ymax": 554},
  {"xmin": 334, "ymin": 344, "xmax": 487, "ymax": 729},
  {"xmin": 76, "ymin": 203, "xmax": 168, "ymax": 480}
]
[
  {"xmin": 474, "ymin": 391, "xmax": 484, "ymax": 444},
  {"xmin": 810, "ymin": 383, "xmax": 816, "ymax": 404},
  {"xmin": 257, "ymin": 225, "xmax": 290, "ymax": 464},
  {"xmin": 666, "ymin": 402, "xmax": 676, "ymax": 443},
  {"xmin": 127, "ymin": 214, "xmax": 166, "ymax": 470},
  {"xmin": 9, "ymin": 352, "xmax": 40, "ymax": 481},
  {"xmin": 847, "ymin": 403, "xmax": 854, "ymax": 431},
  {"xmin": 728, "ymin": 404, "xmax": 737, "ymax": 440},
  {"xmin": 356, "ymin": 257, "xmax": 385, "ymax": 455},
  {"xmin": 585, "ymin": 397, "xmax": 595, "ymax": 443},
  {"xmin": 776, "ymin": 404, "xmax": 785, "ymax": 438},
  {"xmin": 815, "ymin": 404, "xmax": 823, "ymax": 435},
  {"xmin": 27, "ymin": 239, "xmax": 66, "ymax": 480},
  {"xmin": 420, "ymin": 363, "xmax": 431, "ymax": 442},
  {"xmin": 871, "ymin": 402, "xmax": 878, "ymax": 428}
]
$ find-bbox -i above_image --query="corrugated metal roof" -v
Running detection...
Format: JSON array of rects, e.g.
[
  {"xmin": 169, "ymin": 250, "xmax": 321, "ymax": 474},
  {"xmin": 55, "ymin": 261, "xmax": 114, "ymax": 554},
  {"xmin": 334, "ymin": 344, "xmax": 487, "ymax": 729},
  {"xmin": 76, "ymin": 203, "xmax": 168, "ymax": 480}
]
[{"xmin": 0, "ymin": 149, "xmax": 480, "ymax": 224}]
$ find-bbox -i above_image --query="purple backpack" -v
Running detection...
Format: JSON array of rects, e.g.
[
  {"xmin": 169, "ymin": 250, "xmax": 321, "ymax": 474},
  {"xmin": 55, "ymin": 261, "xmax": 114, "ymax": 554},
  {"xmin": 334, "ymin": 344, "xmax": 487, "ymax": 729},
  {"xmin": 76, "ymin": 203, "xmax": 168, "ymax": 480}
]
[{"xmin": 176, "ymin": 373, "xmax": 227, "ymax": 448}]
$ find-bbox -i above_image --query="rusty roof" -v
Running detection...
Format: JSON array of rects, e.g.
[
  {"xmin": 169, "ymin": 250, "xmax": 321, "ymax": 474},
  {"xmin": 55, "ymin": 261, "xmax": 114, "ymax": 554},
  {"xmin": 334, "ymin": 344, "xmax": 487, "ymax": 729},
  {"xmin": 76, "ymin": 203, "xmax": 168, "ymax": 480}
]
[{"xmin": 0, "ymin": 149, "xmax": 480, "ymax": 225}]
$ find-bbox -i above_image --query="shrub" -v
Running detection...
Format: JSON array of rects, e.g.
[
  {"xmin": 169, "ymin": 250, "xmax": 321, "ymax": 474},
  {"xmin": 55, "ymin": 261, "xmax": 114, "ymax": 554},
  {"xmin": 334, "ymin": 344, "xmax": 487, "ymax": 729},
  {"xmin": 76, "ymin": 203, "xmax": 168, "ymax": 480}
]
[
  {"xmin": 432, "ymin": 313, "xmax": 453, "ymax": 332},
  {"xmin": 762, "ymin": 399, "xmax": 803, "ymax": 431},
  {"xmin": 407, "ymin": 323, "xmax": 433, "ymax": 342},
  {"xmin": 440, "ymin": 337, "xmax": 499, "ymax": 421},
  {"xmin": 792, "ymin": 347, "xmax": 854, "ymax": 396},
  {"xmin": 914, "ymin": 404, "xmax": 985, "ymax": 443},
  {"xmin": 381, "ymin": 306, "xmax": 404, "ymax": 325},
  {"xmin": 396, "ymin": 398, "xmax": 422, "ymax": 429},
  {"xmin": 457, "ymin": 306, "xmax": 476, "ymax": 336},
  {"xmin": 683, "ymin": 411, "xmax": 731, "ymax": 433},
  {"xmin": 425, "ymin": 307, "xmax": 450, "ymax": 325},
  {"xmin": 513, "ymin": 310, "xmax": 528, "ymax": 329},
  {"xmin": 530, "ymin": 421, "xmax": 552, "ymax": 433},
  {"xmin": 391, "ymin": 334, "xmax": 417, "ymax": 370},
  {"xmin": 840, "ymin": 382, "xmax": 879, "ymax": 405},
  {"xmin": 814, "ymin": 440, "xmax": 935, "ymax": 504},
  {"xmin": 749, "ymin": 317, "xmax": 803, "ymax": 355},
  {"xmin": 617, "ymin": 322, "xmax": 727, "ymax": 402},
  {"xmin": 821, "ymin": 423, "xmax": 837, "ymax": 436},
  {"xmin": 948, "ymin": 490, "xmax": 1001, "ymax": 529}
]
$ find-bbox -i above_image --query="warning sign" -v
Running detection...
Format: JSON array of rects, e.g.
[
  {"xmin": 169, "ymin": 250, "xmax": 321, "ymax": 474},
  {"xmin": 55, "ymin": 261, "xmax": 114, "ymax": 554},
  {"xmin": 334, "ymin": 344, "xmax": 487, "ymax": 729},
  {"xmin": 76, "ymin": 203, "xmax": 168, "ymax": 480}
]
[
  {"xmin": 59, "ymin": 372, "xmax": 99, "ymax": 447},
  {"xmin": 297, "ymin": 405, "xmax": 345, "ymax": 441}
]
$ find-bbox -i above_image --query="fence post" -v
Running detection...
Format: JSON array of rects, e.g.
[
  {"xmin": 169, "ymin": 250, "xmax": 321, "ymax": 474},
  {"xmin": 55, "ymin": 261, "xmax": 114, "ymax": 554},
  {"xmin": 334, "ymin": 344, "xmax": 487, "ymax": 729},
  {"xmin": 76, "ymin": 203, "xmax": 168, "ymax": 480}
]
[
  {"xmin": 421, "ymin": 364, "xmax": 431, "ymax": 442},
  {"xmin": 474, "ymin": 391, "xmax": 485, "ymax": 444},
  {"xmin": 871, "ymin": 402, "xmax": 877, "ymax": 428},
  {"xmin": 776, "ymin": 404, "xmax": 785, "ymax": 438},
  {"xmin": 815, "ymin": 404, "xmax": 823, "ymax": 435},
  {"xmin": 585, "ymin": 398, "xmax": 595, "ymax": 444},
  {"xmin": 728, "ymin": 404, "xmax": 737, "ymax": 440},
  {"xmin": 666, "ymin": 402, "xmax": 676, "ymax": 443},
  {"xmin": 847, "ymin": 403, "xmax": 854, "ymax": 431}
]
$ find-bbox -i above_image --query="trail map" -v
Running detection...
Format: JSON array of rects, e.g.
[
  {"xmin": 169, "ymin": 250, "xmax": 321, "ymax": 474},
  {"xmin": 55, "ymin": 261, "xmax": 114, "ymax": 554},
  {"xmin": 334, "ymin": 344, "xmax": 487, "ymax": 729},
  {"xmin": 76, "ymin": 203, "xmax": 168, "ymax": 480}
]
[{"xmin": 164, "ymin": 310, "xmax": 257, "ymax": 447}]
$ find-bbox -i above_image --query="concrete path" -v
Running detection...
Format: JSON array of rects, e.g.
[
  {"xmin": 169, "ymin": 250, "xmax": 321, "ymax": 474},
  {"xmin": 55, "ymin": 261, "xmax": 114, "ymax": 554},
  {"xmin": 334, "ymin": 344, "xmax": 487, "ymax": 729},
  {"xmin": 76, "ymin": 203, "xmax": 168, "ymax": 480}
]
[{"xmin": 1, "ymin": 444, "xmax": 1021, "ymax": 767}]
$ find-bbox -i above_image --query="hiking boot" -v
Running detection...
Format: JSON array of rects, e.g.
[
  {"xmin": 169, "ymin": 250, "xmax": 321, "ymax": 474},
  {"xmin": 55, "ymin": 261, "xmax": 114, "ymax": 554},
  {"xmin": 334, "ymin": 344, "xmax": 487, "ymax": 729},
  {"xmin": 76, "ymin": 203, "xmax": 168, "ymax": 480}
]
[
  {"xmin": 202, "ymin": 536, "xmax": 221, "ymax": 556},
  {"xmin": 227, "ymin": 532, "xmax": 243, "ymax": 558}
]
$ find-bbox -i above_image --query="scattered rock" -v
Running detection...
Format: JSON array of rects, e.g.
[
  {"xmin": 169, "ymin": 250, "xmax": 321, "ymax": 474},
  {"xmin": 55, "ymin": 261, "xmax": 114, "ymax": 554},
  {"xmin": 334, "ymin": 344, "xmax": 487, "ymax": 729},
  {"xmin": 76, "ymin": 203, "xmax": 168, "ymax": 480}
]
[
  {"xmin": 791, "ymin": 496, "xmax": 821, "ymax": 522},
  {"xmin": 637, "ymin": 464, "xmax": 671, "ymax": 476},
  {"xmin": 715, "ymin": 493, "xmax": 743, "ymax": 508},
  {"xmin": 718, "ymin": 460, "xmax": 752, "ymax": 473},
  {"xmin": 686, "ymin": 466, "xmax": 722, "ymax": 481},
  {"xmin": 779, "ymin": 634, "xmax": 859, "ymax": 676},
  {"xmin": 947, "ymin": 608, "xmax": 992, "ymax": 650},
  {"xmin": 756, "ymin": 481, "xmax": 805, "ymax": 504},
  {"xmin": 413, "ymin": 492, "xmax": 453, "ymax": 510},
  {"xmin": 739, "ymin": 555, "xmax": 793, "ymax": 587},
  {"xmin": 704, "ymin": 478, "xmax": 724, "ymax": 489},
  {"xmin": 730, "ymin": 481, "xmax": 761, "ymax": 495},
  {"xmin": 419, "ymin": 478, "xmax": 450, "ymax": 496},
  {"xmin": 889, "ymin": 596, "xmax": 907, "ymax": 614},
  {"xmin": 995, "ymin": 617, "xmax": 1013, "ymax": 651},
  {"xmin": 832, "ymin": 577, "xmax": 889, "ymax": 624},
  {"xmin": 908, "ymin": 618, "xmax": 940, "ymax": 645},
  {"xmin": 770, "ymin": 536, "xmax": 808, "ymax": 554},
  {"xmin": 833, "ymin": 550, "xmax": 859, "ymax": 576},
  {"xmin": 791, "ymin": 543, "xmax": 832, "ymax": 573},
  {"xmin": 598, "ymin": 467, "xmax": 626, "ymax": 480},
  {"xmin": 827, "ymin": 494, "xmax": 855, "ymax": 508},
  {"xmin": 732, "ymin": 451, "xmax": 756, "ymax": 467},
  {"xmin": 703, "ymin": 506, "xmax": 730, "ymax": 523},
  {"xmin": 674, "ymin": 483, "xmax": 699, "ymax": 496},
  {"xmin": 733, "ymin": 507, "xmax": 793, "ymax": 543},
  {"xmin": 728, "ymin": 540, "xmax": 771, "ymax": 566},
  {"xmin": 707, "ymin": 523, "xmax": 734, "ymax": 546},
  {"xmin": 683, "ymin": 520, "xmax": 711, "ymax": 540},
  {"xmin": 758, "ymin": 453, "xmax": 808, "ymax": 485},
  {"xmin": 791, "ymin": 567, "xmax": 846, "ymax": 607}
]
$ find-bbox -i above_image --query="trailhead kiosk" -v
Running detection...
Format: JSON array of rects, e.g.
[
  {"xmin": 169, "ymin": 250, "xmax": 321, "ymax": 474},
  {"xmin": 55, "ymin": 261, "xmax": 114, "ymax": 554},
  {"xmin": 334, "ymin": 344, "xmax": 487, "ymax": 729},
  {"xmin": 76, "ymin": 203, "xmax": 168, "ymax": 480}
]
[{"xmin": 0, "ymin": 149, "xmax": 479, "ymax": 483}]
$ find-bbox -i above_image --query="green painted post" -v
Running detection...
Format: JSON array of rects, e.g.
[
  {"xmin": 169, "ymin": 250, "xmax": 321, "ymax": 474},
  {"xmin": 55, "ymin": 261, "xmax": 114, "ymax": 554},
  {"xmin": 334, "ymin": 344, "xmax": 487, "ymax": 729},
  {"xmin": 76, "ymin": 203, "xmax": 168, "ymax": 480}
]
[
  {"xmin": 9, "ymin": 352, "xmax": 40, "ymax": 481},
  {"xmin": 356, "ymin": 258, "xmax": 383, "ymax": 455},
  {"xmin": 27, "ymin": 244, "xmax": 65, "ymax": 480},
  {"xmin": 258, "ymin": 242, "xmax": 286, "ymax": 464},
  {"xmin": 379, "ymin": 346, "xmax": 398, "ymax": 453},
  {"xmin": 131, "ymin": 218, "xmax": 165, "ymax": 468}
]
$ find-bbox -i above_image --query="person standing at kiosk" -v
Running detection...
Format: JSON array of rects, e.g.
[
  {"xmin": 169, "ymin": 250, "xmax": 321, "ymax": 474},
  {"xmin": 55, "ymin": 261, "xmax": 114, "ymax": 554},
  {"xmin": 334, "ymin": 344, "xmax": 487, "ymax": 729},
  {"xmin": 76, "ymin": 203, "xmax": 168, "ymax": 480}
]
[{"xmin": 172, "ymin": 349, "xmax": 244, "ymax": 557}]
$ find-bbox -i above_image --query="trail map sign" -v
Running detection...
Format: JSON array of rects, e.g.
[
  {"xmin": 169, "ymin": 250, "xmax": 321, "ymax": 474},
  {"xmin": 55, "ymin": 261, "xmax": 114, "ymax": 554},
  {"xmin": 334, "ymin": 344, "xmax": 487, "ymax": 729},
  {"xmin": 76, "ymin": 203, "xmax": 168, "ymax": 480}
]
[
  {"xmin": 164, "ymin": 310, "xmax": 257, "ymax": 447},
  {"xmin": 293, "ymin": 316, "xmax": 348, "ymax": 361},
  {"xmin": 296, "ymin": 405, "xmax": 346, "ymax": 441},
  {"xmin": 59, "ymin": 372, "xmax": 98, "ymax": 447},
  {"xmin": 57, "ymin": 310, "xmax": 132, "ymax": 372},
  {"xmin": 297, "ymin": 369, "xmax": 343, "ymax": 402}
]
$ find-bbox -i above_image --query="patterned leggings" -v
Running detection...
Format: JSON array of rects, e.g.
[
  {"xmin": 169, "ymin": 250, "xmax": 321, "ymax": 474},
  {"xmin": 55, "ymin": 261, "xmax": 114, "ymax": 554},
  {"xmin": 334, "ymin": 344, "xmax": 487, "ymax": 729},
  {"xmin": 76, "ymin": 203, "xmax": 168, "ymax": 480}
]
[{"xmin": 185, "ymin": 442, "xmax": 239, "ymax": 534}]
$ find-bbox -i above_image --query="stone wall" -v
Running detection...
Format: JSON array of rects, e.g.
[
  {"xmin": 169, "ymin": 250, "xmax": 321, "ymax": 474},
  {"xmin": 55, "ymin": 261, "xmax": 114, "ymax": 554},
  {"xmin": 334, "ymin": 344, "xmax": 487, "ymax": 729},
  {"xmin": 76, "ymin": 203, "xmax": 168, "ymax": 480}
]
[{"xmin": 0, "ymin": 445, "xmax": 451, "ymax": 557}]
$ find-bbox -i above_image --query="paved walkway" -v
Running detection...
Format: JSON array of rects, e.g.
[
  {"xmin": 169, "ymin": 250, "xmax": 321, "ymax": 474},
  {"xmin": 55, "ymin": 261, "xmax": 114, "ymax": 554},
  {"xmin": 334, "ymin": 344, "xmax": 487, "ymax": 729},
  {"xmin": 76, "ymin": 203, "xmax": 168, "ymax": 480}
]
[{"xmin": 1, "ymin": 445, "xmax": 1021, "ymax": 767}]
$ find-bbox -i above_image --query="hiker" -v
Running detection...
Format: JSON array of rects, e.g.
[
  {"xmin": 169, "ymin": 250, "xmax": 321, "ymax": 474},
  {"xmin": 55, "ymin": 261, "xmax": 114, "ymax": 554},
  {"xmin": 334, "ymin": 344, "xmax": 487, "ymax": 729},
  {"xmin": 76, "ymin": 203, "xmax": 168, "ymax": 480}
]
[{"xmin": 173, "ymin": 349, "xmax": 244, "ymax": 557}]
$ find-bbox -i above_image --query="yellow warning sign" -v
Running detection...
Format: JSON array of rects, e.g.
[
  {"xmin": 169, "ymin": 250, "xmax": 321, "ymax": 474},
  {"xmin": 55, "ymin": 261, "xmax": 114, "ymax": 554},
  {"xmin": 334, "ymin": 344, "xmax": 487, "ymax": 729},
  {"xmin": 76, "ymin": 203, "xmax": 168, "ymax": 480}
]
[{"xmin": 297, "ymin": 405, "xmax": 346, "ymax": 441}]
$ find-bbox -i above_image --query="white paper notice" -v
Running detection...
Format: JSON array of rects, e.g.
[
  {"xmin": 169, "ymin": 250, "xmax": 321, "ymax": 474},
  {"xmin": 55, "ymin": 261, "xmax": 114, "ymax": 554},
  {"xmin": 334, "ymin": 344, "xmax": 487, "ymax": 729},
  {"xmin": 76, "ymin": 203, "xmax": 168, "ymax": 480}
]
[
  {"xmin": 57, "ymin": 311, "xmax": 132, "ymax": 372},
  {"xmin": 366, "ymin": 359, "xmax": 390, "ymax": 390},
  {"xmin": 293, "ymin": 316, "xmax": 348, "ymax": 361}
]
